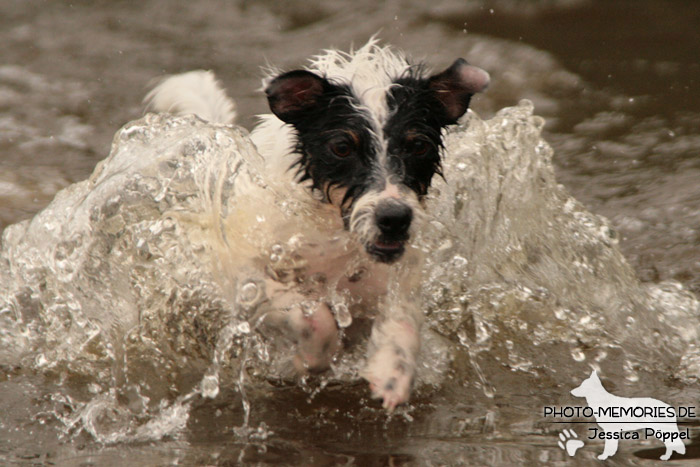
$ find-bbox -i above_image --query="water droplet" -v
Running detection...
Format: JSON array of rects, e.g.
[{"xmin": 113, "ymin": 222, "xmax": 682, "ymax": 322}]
[
  {"xmin": 595, "ymin": 349, "xmax": 608, "ymax": 362},
  {"xmin": 457, "ymin": 329, "xmax": 469, "ymax": 346},
  {"xmin": 333, "ymin": 303, "xmax": 352, "ymax": 328},
  {"xmin": 553, "ymin": 307, "xmax": 567, "ymax": 320},
  {"xmin": 300, "ymin": 300, "xmax": 316, "ymax": 318},
  {"xmin": 201, "ymin": 374, "xmax": 220, "ymax": 399},
  {"xmin": 451, "ymin": 255, "xmax": 468, "ymax": 268},
  {"xmin": 475, "ymin": 321, "xmax": 490, "ymax": 345},
  {"xmin": 34, "ymin": 353, "xmax": 48, "ymax": 367},
  {"xmin": 623, "ymin": 360, "xmax": 639, "ymax": 382},
  {"xmin": 437, "ymin": 238, "xmax": 453, "ymax": 251},
  {"xmin": 239, "ymin": 281, "xmax": 259, "ymax": 304}
]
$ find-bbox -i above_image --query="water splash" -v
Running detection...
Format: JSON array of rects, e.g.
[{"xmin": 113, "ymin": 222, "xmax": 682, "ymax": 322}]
[{"xmin": 1, "ymin": 104, "xmax": 698, "ymax": 445}]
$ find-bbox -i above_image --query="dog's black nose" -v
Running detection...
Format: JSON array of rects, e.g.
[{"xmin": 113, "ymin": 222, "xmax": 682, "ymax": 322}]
[{"xmin": 375, "ymin": 201, "xmax": 412, "ymax": 239}]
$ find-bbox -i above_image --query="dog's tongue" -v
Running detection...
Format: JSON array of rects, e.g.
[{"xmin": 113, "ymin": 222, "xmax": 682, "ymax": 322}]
[{"xmin": 375, "ymin": 240, "xmax": 401, "ymax": 249}]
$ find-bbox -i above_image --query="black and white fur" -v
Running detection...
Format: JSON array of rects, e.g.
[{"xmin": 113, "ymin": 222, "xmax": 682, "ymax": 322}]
[{"xmin": 145, "ymin": 41, "xmax": 489, "ymax": 410}]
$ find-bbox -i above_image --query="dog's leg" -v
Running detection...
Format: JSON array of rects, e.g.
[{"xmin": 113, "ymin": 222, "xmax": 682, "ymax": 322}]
[
  {"xmin": 662, "ymin": 437, "xmax": 685, "ymax": 460},
  {"xmin": 289, "ymin": 301, "xmax": 340, "ymax": 371},
  {"xmin": 262, "ymin": 292, "xmax": 340, "ymax": 372},
  {"xmin": 363, "ymin": 306, "xmax": 421, "ymax": 411},
  {"xmin": 661, "ymin": 443, "xmax": 672, "ymax": 461},
  {"xmin": 598, "ymin": 436, "xmax": 618, "ymax": 460}
]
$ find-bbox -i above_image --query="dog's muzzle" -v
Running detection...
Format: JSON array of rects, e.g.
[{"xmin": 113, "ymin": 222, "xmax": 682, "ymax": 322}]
[{"xmin": 367, "ymin": 199, "xmax": 412, "ymax": 263}]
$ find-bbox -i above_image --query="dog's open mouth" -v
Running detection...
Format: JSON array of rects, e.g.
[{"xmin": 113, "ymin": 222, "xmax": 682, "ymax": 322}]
[{"xmin": 366, "ymin": 239, "xmax": 405, "ymax": 263}]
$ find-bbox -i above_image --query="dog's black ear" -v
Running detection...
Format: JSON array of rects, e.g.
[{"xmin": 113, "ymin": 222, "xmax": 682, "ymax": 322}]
[
  {"xmin": 428, "ymin": 59, "xmax": 490, "ymax": 124},
  {"xmin": 265, "ymin": 70, "xmax": 327, "ymax": 124}
]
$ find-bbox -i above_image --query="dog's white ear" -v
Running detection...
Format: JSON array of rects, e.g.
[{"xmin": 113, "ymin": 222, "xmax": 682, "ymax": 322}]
[
  {"xmin": 428, "ymin": 58, "xmax": 490, "ymax": 124},
  {"xmin": 265, "ymin": 70, "xmax": 326, "ymax": 123}
]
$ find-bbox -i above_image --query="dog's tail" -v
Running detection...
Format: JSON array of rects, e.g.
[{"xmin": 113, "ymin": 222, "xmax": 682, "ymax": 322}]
[{"xmin": 144, "ymin": 70, "xmax": 236, "ymax": 124}]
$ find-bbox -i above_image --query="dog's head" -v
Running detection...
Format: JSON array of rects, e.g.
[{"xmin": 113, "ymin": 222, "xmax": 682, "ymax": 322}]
[
  {"xmin": 264, "ymin": 46, "xmax": 489, "ymax": 263},
  {"xmin": 571, "ymin": 370, "xmax": 603, "ymax": 398}
]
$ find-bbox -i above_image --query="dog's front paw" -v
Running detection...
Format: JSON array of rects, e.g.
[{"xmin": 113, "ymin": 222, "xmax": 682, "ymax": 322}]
[
  {"xmin": 363, "ymin": 346, "xmax": 415, "ymax": 411},
  {"xmin": 289, "ymin": 301, "xmax": 340, "ymax": 372}
]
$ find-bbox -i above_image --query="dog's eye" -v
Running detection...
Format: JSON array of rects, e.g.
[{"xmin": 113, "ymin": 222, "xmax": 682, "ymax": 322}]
[
  {"xmin": 330, "ymin": 140, "xmax": 352, "ymax": 158},
  {"xmin": 408, "ymin": 139, "xmax": 429, "ymax": 156}
]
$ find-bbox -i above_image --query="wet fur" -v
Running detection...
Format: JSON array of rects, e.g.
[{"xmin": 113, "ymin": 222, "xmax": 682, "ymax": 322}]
[{"xmin": 144, "ymin": 40, "xmax": 489, "ymax": 410}]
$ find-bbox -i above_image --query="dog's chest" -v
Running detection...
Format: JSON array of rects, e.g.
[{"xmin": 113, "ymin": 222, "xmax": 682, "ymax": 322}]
[
  {"xmin": 306, "ymin": 248, "xmax": 391, "ymax": 313},
  {"xmin": 264, "ymin": 236, "xmax": 391, "ymax": 315}
]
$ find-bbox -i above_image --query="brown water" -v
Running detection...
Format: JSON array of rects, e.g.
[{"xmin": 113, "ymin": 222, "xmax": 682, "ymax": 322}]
[{"xmin": 1, "ymin": 1, "xmax": 699, "ymax": 465}]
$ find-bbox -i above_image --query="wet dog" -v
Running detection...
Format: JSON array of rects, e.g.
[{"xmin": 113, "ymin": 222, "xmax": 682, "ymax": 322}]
[{"xmin": 145, "ymin": 41, "xmax": 489, "ymax": 410}]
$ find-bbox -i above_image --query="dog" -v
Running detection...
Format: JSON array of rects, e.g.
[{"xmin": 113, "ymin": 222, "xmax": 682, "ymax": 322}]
[
  {"xmin": 144, "ymin": 40, "xmax": 489, "ymax": 410},
  {"xmin": 571, "ymin": 370, "xmax": 687, "ymax": 460}
]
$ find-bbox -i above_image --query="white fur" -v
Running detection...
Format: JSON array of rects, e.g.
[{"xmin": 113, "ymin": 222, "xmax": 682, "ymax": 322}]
[
  {"xmin": 254, "ymin": 40, "xmax": 414, "ymax": 180},
  {"xmin": 146, "ymin": 43, "xmax": 415, "ymax": 185},
  {"xmin": 254, "ymin": 41, "xmax": 421, "ymax": 242},
  {"xmin": 304, "ymin": 40, "xmax": 412, "ymax": 174},
  {"xmin": 302, "ymin": 39, "xmax": 411, "ymax": 125},
  {"xmin": 249, "ymin": 114, "xmax": 299, "ymax": 185},
  {"xmin": 145, "ymin": 43, "xmax": 426, "ymax": 411},
  {"xmin": 349, "ymin": 186, "xmax": 422, "ymax": 249},
  {"xmin": 144, "ymin": 70, "xmax": 237, "ymax": 124}
]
